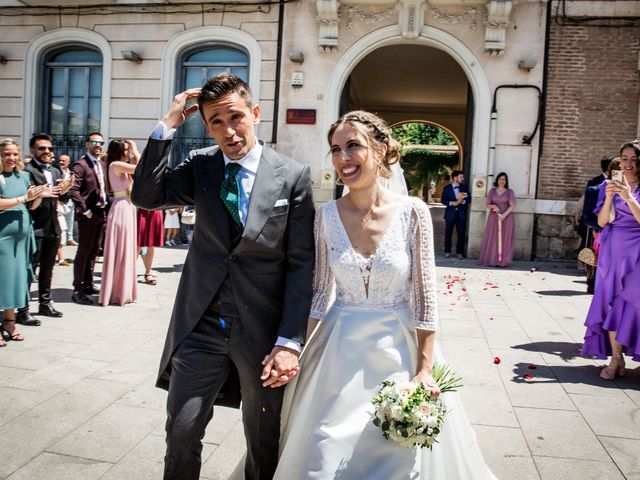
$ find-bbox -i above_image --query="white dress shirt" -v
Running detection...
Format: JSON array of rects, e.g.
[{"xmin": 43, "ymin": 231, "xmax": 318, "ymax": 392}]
[{"xmin": 151, "ymin": 121, "xmax": 300, "ymax": 352}]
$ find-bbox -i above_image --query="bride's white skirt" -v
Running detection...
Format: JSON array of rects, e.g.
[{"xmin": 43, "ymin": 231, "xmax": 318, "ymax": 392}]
[{"xmin": 274, "ymin": 303, "xmax": 497, "ymax": 480}]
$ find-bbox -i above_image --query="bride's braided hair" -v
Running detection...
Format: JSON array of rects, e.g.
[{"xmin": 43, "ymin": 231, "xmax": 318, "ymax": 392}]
[{"xmin": 328, "ymin": 110, "xmax": 401, "ymax": 179}]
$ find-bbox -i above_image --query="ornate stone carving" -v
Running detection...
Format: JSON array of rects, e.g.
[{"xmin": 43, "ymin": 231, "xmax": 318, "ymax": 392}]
[
  {"xmin": 341, "ymin": 3, "xmax": 396, "ymax": 30},
  {"xmin": 430, "ymin": 6, "xmax": 484, "ymax": 32},
  {"xmin": 316, "ymin": 0, "xmax": 340, "ymax": 52},
  {"xmin": 485, "ymin": 0, "xmax": 512, "ymax": 55}
]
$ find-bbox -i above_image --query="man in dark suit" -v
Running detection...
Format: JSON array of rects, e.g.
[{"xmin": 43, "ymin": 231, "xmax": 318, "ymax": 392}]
[
  {"xmin": 577, "ymin": 154, "xmax": 614, "ymax": 293},
  {"xmin": 16, "ymin": 133, "xmax": 73, "ymax": 325},
  {"xmin": 69, "ymin": 133, "xmax": 108, "ymax": 305},
  {"xmin": 131, "ymin": 73, "xmax": 315, "ymax": 480},
  {"xmin": 441, "ymin": 170, "xmax": 470, "ymax": 258}
]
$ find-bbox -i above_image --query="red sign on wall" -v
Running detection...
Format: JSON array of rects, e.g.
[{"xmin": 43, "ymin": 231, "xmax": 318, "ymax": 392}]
[{"xmin": 286, "ymin": 109, "xmax": 316, "ymax": 125}]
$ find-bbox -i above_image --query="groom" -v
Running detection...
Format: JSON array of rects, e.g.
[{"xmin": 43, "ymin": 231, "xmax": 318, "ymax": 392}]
[{"xmin": 131, "ymin": 73, "xmax": 315, "ymax": 480}]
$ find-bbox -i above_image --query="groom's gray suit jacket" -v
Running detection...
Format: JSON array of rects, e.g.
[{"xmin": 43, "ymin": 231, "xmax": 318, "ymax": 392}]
[{"xmin": 131, "ymin": 138, "xmax": 315, "ymax": 407}]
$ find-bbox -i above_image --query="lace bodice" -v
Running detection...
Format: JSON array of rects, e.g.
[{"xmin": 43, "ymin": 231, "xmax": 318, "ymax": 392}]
[{"xmin": 310, "ymin": 196, "xmax": 438, "ymax": 331}]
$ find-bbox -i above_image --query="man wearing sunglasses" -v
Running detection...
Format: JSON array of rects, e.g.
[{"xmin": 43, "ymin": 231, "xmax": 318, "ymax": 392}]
[
  {"xmin": 70, "ymin": 132, "xmax": 108, "ymax": 305},
  {"xmin": 16, "ymin": 134, "xmax": 73, "ymax": 326}
]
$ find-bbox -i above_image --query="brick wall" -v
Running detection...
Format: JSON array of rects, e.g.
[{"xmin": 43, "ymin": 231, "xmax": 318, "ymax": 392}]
[{"xmin": 538, "ymin": 21, "xmax": 640, "ymax": 200}]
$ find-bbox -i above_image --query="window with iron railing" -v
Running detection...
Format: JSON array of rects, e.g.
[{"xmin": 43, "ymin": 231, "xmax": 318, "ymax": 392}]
[
  {"xmin": 42, "ymin": 47, "xmax": 102, "ymax": 138},
  {"xmin": 171, "ymin": 43, "xmax": 249, "ymax": 166}
]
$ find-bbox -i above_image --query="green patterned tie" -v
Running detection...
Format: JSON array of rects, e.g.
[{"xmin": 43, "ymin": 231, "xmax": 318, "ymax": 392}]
[{"xmin": 220, "ymin": 162, "xmax": 243, "ymax": 235}]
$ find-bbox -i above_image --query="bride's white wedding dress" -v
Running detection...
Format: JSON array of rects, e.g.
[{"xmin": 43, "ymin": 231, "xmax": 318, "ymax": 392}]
[{"xmin": 273, "ymin": 196, "xmax": 497, "ymax": 480}]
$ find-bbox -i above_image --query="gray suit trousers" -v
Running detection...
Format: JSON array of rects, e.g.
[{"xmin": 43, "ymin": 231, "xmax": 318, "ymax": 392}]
[{"xmin": 163, "ymin": 306, "xmax": 283, "ymax": 480}]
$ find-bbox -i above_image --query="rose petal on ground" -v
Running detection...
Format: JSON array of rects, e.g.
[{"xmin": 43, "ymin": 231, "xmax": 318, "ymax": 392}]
[
  {"xmin": 523, "ymin": 373, "xmax": 534, "ymax": 380},
  {"xmin": 493, "ymin": 357, "xmax": 501, "ymax": 364}
]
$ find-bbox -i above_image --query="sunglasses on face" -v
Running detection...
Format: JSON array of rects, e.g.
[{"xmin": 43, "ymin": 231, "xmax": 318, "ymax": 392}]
[
  {"xmin": 37, "ymin": 146, "xmax": 53, "ymax": 152},
  {"xmin": 90, "ymin": 140, "xmax": 105, "ymax": 146}
]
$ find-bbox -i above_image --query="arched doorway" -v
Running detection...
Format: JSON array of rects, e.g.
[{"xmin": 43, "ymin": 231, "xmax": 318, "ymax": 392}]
[{"xmin": 331, "ymin": 32, "xmax": 488, "ymax": 256}]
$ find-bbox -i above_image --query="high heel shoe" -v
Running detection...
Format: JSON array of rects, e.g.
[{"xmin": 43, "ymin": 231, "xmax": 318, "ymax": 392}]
[
  {"xmin": 599, "ymin": 360, "xmax": 626, "ymax": 380},
  {"xmin": 0, "ymin": 320, "xmax": 24, "ymax": 342}
]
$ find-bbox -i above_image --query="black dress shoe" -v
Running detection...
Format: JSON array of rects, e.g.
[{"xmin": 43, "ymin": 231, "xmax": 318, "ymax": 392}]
[
  {"xmin": 71, "ymin": 292, "xmax": 94, "ymax": 305},
  {"xmin": 38, "ymin": 303, "xmax": 63, "ymax": 317},
  {"xmin": 16, "ymin": 311, "xmax": 41, "ymax": 326},
  {"xmin": 83, "ymin": 286, "xmax": 100, "ymax": 295}
]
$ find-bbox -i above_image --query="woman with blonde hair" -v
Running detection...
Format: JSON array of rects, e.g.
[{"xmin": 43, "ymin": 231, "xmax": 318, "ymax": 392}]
[{"xmin": 0, "ymin": 139, "xmax": 47, "ymax": 345}]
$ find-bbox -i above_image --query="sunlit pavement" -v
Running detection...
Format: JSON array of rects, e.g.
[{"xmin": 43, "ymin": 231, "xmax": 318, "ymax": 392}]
[{"xmin": 1, "ymin": 244, "xmax": 638, "ymax": 480}]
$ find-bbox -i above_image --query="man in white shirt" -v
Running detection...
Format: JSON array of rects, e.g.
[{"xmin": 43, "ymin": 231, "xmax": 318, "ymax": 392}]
[{"xmin": 132, "ymin": 73, "xmax": 315, "ymax": 480}]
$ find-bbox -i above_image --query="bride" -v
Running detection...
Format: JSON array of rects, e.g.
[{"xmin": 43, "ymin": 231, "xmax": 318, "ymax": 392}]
[{"xmin": 271, "ymin": 111, "xmax": 497, "ymax": 479}]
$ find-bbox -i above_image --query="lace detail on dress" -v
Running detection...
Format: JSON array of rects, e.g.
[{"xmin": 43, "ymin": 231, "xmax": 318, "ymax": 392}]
[
  {"xmin": 309, "ymin": 197, "xmax": 438, "ymax": 331},
  {"xmin": 309, "ymin": 209, "xmax": 335, "ymax": 319}
]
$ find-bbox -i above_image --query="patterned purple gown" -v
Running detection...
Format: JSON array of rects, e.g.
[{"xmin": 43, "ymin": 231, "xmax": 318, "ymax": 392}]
[
  {"xmin": 478, "ymin": 188, "xmax": 516, "ymax": 267},
  {"xmin": 582, "ymin": 184, "xmax": 640, "ymax": 361}
]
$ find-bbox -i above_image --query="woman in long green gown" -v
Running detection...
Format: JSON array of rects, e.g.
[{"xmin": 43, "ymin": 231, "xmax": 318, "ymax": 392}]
[{"xmin": 0, "ymin": 139, "xmax": 46, "ymax": 346}]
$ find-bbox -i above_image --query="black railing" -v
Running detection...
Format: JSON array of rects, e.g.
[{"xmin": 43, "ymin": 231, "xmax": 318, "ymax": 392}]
[
  {"xmin": 50, "ymin": 135, "xmax": 88, "ymax": 164},
  {"xmin": 170, "ymin": 136, "xmax": 212, "ymax": 167},
  {"xmin": 50, "ymin": 135, "xmax": 213, "ymax": 168}
]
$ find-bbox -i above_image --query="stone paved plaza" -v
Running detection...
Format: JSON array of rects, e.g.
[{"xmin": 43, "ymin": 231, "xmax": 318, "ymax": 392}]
[{"xmin": 1, "ymin": 244, "xmax": 639, "ymax": 480}]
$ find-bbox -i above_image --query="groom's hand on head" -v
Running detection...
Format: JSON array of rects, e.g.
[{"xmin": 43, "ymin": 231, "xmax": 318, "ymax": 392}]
[{"xmin": 261, "ymin": 346, "xmax": 300, "ymax": 388}]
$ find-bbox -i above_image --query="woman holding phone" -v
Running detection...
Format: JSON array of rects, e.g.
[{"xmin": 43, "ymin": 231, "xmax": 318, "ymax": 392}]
[{"xmin": 582, "ymin": 142, "xmax": 640, "ymax": 379}]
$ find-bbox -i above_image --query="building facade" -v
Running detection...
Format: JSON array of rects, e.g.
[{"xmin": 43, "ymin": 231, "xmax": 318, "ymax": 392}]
[{"xmin": 0, "ymin": 0, "xmax": 638, "ymax": 259}]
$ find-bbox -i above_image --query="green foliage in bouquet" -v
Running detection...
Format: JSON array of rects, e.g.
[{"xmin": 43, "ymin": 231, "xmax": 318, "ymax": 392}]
[{"xmin": 371, "ymin": 364, "xmax": 463, "ymax": 449}]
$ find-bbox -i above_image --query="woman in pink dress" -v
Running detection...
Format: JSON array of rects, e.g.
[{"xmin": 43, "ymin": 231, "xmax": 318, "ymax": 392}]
[
  {"xmin": 478, "ymin": 172, "xmax": 516, "ymax": 267},
  {"xmin": 99, "ymin": 140, "xmax": 138, "ymax": 306}
]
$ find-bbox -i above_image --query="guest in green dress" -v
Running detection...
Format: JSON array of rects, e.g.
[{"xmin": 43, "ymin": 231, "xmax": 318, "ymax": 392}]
[{"xmin": 0, "ymin": 138, "xmax": 47, "ymax": 346}]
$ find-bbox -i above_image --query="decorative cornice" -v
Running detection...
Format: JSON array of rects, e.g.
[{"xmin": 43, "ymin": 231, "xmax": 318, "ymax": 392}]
[
  {"xmin": 485, "ymin": 0, "xmax": 512, "ymax": 55},
  {"xmin": 316, "ymin": 0, "xmax": 340, "ymax": 52}
]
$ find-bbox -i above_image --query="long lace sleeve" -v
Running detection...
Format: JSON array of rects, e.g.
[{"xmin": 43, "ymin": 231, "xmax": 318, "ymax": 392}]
[
  {"xmin": 309, "ymin": 207, "xmax": 335, "ymax": 320},
  {"xmin": 409, "ymin": 198, "xmax": 438, "ymax": 331}
]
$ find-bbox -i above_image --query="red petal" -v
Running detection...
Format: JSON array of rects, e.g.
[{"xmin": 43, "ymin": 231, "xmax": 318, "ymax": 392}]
[
  {"xmin": 489, "ymin": 317, "xmax": 494, "ymax": 320},
  {"xmin": 523, "ymin": 373, "xmax": 534, "ymax": 380},
  {"xmin": 527, "ymin": 364, "xmax": 538, "ymax": 370},
  {"xmin": 493, "ymin": 357, "xmax": 501, "ymax": 364}
]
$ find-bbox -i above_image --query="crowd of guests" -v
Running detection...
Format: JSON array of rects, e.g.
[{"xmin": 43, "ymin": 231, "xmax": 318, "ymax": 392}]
[{"xmin": 0, "ymin": 132, "xmax": 191, "ymax": 347}]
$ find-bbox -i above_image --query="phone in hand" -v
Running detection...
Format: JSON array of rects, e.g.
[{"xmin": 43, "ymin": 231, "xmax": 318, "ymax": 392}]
[{"xmin": 611, "ymin": 169, "xmax": 623, "ymax": 183}]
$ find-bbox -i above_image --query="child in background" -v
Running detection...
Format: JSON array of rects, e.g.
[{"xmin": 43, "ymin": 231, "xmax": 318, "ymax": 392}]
[
  {"xmin": 164, "ymin": 208, "xmax": 180, "ymax": 246},
  {"xmin": 56, "ymin": 200, "xmax": 71, "ymax": 266}
]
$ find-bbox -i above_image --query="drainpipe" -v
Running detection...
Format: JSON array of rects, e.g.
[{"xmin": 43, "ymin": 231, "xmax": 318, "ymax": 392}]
[
  {"xmin": 488, "ymin": 84, "xmax": 543, "ymax": 182},
  {"xmin": 271, "ymin": 0, "xmax": 285, "ymax": 144}
]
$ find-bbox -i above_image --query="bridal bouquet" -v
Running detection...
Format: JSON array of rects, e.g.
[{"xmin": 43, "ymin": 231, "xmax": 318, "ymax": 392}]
[{"xmin": 371, "ymin": 365, "xmax": 462, "ymax": 449}]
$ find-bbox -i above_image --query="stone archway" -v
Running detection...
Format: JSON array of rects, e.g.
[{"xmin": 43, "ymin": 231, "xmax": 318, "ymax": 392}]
[{"xmin": 324, "ymin": 25, "xmax": 491, "ymax": 256}]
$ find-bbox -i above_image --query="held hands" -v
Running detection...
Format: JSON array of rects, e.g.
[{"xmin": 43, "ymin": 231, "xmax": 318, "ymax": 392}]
[
  {"xmin": 162, "ymin": 88, "xmax": 201, "ymax": 129},
  {"xmin": 261, "ymin": 345, "xmax": 301, "ymax": 389},
  {"xmin": 412, "ymin": 370, "xmax": 441, "ymax": 398}
]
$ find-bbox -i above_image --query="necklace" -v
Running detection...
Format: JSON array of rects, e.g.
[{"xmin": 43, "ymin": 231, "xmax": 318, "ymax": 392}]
[{"xmin": 344, "ymin": 190, "xmax": 381, "ymax": 227}]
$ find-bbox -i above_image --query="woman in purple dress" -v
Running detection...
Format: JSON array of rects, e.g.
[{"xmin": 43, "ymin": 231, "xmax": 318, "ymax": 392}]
[
  {"xmin": 582, "ymin": 142, "xmax": 640, "ymax": 380},
  {"xmin": 478, "ymin": 172, "xmax": 516, "ymax": 267}
]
